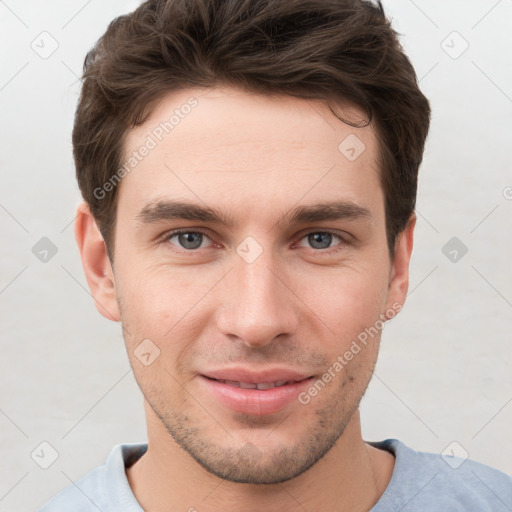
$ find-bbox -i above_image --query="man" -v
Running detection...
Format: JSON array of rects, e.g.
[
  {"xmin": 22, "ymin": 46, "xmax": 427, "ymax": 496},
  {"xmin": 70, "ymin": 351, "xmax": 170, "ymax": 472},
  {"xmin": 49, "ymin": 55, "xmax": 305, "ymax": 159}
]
[{"xmin": 39, "ymin": 0, "xmax": 512, "ymax": 510}]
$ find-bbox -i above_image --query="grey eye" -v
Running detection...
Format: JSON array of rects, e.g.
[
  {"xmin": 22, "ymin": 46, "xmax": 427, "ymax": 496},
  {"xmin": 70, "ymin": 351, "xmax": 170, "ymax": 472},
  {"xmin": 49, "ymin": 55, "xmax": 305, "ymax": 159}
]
[
  {"xmin": 307, "ymin": 232, "xmax": 333, "ymax": 249},
  {"xmin": 172, "ymin": 232, "xmax": 205, "ymax": 250}
]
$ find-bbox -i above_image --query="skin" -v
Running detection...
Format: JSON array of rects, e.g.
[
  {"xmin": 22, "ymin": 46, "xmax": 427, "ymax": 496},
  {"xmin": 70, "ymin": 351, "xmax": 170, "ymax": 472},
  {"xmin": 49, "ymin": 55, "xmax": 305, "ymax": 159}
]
[{"xmin": 75, "ymin": 86, "xmax": 415, "ymax": 511}]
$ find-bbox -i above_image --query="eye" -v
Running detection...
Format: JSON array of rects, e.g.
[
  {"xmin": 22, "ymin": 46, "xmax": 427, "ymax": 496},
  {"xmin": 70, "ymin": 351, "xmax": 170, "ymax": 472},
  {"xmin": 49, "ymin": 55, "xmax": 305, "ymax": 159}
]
[
  {"xmin": 297, "ymin": 231, "xmax": 345, "ymax": 251},
  {"xmin": 159, "ymin": 229, "xmax": 348, "ymax": 253},
  {"xmin": 165, "ymin": 230, "xmax": 212, "ymax": 250}
]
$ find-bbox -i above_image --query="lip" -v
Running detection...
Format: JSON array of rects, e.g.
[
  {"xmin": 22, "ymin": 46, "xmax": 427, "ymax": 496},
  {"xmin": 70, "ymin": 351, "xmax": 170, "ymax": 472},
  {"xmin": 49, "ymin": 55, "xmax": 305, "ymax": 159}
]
[{"xmin": 198, "ymin": 368, "xmax": 314, "ymax": 416}]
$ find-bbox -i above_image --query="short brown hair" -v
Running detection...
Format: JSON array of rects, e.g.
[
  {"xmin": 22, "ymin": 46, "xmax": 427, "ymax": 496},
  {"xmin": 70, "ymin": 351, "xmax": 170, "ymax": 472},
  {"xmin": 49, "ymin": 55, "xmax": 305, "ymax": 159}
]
[{"xmin": 73, "ymin": 0, "xmax": 430, "ymax": 263}]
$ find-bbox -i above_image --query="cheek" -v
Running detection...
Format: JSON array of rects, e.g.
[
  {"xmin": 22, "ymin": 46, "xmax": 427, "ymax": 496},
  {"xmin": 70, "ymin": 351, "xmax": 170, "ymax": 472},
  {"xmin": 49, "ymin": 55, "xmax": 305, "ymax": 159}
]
[
  {"xmin": 117, "ymin": 263, "xmax": 202, "ymax": 332},
  {"xmin": 300, "ymin": 265, "xmax": 389, "ymax": 344},
  {"xmin": 117, "ymin": 268, "xmax": 210, "ymax": 377}
]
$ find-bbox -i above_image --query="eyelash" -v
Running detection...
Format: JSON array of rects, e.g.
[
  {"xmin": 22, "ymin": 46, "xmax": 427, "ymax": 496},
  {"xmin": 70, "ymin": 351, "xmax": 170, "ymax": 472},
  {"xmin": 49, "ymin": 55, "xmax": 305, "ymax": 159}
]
[{"xmin": 157, "ymin": 229, "xmax": 350, "ymax": 254}]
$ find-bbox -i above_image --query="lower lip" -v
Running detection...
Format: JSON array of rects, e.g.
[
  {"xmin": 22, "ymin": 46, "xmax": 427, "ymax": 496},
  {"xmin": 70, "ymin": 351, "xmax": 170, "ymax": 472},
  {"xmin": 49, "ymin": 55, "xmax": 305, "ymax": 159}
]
[{"xmin": 199, "ymin": 376, "xmax": 313, "ymax": 415}]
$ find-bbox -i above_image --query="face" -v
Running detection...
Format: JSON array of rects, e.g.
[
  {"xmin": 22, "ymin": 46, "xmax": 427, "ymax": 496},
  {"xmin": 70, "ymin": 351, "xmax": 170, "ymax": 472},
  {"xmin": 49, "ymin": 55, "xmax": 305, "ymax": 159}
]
[{"xmin": 94, "ymin": 86, "xmax": 411, "ymax": 484}]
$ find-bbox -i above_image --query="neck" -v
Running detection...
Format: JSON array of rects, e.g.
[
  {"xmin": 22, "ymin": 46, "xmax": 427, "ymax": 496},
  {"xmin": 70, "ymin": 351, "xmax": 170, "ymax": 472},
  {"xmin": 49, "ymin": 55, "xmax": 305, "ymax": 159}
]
[{"xmin": 127, "ymin": 402, "xmax": 394, "ymax": 512}]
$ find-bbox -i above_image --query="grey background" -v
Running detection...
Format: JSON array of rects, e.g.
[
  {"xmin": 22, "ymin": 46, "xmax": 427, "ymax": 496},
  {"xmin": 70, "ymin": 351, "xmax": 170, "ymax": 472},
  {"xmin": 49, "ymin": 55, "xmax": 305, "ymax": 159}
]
[{"xmin": 1, "ymin": 0, "xmax": 511, "ymax": 509}]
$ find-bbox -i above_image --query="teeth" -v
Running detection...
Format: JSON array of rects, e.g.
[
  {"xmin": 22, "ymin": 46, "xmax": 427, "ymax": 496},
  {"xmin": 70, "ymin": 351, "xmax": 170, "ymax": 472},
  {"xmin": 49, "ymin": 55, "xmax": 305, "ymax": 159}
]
[
  {"xmin": 256, "ymin": 382, "xmax": 276, "ymax": 390},
  {"xmin": 239, "ymin": 381, "xmax": 257, "ymax": 389},
  {"xmin": 220, "ymin": 379, "xmax": 294, "ymax": 389}
]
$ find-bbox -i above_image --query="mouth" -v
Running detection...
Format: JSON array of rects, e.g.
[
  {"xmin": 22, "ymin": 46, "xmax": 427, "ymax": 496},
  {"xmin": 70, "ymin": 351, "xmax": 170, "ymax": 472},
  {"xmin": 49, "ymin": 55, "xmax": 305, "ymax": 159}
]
[
  {"xmin": 204, "ymin": 377, "xmax": 308, "ymax": 390},
  {"xmin": 198, "ymin": 369, "xmax": 314, "ymax": 415}
]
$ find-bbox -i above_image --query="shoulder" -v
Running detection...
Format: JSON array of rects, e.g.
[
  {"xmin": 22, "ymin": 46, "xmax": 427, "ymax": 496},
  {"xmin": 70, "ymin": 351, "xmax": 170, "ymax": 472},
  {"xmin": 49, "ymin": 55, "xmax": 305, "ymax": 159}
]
[
  {"xmin": 37, "ymin": 465, "xmax": 107, "ymax": 512},
  {"xmin": 37, "ymin": 443, "xmax": 147, "ymax": 512},
  {"xmin": 372, "ymin": 439, "xmax": 512, "ymax": 511}
]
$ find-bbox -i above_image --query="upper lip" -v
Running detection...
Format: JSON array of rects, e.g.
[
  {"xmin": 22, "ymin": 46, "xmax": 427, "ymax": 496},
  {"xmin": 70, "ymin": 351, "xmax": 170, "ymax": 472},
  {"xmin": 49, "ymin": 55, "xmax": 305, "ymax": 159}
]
[{"xmin": 201, "ymin": 367, "xmax": 312, "ymax": 384}]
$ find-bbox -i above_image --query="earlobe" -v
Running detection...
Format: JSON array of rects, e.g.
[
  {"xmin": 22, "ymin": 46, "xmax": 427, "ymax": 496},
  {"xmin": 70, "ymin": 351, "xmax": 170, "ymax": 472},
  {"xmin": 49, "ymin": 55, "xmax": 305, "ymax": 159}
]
[
  {"xmin": 74, "ymin": 201, "xmax": 120, "ymax": 322},
  {"xmin": 384, "ymin": 214, "xmax": 416, "ymax": 317}
]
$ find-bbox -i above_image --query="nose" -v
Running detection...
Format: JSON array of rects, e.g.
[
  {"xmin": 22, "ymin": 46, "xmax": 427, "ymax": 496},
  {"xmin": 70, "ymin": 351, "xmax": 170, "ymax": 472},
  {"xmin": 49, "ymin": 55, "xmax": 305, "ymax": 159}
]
[{"xmin": 216, "ymin": 248, "xmax": 299, "ymax": 348}]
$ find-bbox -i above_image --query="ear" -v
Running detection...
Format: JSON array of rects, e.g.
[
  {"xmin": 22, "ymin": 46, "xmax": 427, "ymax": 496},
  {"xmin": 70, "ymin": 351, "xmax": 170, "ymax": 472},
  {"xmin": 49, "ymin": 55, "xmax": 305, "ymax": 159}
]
[
  {"xmin": 384, "ymin": 213, "xmax": 415, "ymax": 317},
  {"xmin": 74, "ymin": 201, "xmax": 120, "ymax": 322}
]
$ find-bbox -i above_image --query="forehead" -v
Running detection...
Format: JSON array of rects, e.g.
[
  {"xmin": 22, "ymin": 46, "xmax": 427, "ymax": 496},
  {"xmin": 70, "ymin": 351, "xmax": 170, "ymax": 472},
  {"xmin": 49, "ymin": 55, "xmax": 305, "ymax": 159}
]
[{"xmin": 119, "ymin": 86, "xmax": 383, "ymax": 225}]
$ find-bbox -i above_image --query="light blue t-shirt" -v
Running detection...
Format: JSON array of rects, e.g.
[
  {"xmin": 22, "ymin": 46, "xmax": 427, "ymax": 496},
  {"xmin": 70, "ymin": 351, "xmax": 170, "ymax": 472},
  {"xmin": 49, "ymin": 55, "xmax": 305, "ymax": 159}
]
[{"xmin": 38, "ymin": 439, "xmax": 512, "ymax": 511}]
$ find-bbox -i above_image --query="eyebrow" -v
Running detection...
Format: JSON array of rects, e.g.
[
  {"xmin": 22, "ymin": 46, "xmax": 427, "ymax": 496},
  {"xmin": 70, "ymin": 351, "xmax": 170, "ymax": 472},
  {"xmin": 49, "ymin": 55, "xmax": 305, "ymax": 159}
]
[{"xmin": 135, "ymin": 199, "xmax": 371, "ymax": 229}]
